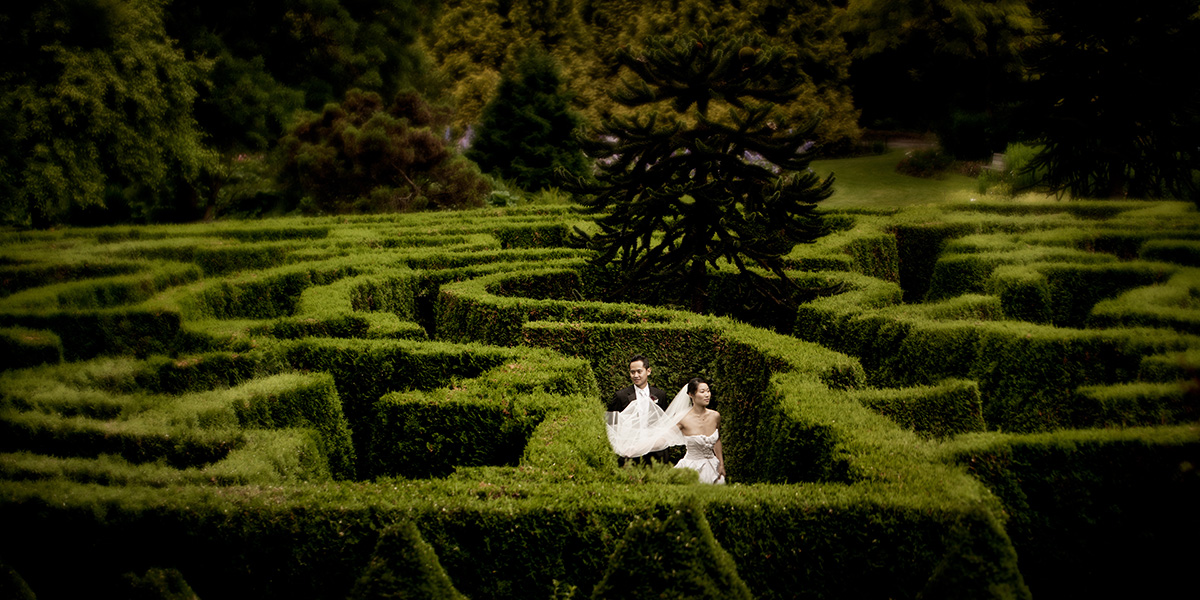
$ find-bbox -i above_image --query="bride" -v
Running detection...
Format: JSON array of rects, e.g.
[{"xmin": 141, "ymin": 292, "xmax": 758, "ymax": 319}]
[
  {"xmin": 605, "ymin": 376, "xmax": 726, "ymax": 484},
  {"xmin": 673, "ymin": 378, "xmax": 725, "ymax": 484}
]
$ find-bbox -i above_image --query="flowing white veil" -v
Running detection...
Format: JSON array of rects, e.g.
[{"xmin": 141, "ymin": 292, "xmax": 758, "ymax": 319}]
[{"xmin": 605, "ymin": 385, "xmax": 693, "ymax": 458}]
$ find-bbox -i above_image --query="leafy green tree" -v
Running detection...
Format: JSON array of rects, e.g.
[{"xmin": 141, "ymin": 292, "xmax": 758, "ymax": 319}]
[
  {"xmin": 166, "ymin": 0, "xmax": 440, "ymax": 148},
  {"xmin": 1015, "ymin": 0, "xmax": 1200, "ymax": 200},
  {"xmin": 164, "ymin": 1, "xmax": 442, "ymax": 219},
  {"xmin": 466, "ymin": 47, "xmax": 588, "ymax": 191},
  {"xmin": 426, "ymin": 0, "xmax": 592, "ymax": 130},
  {"xmin": 566, "ymin": 31, "xmax": 835, "ymax": 313},
  {"xmin": 280, "ymin": 89, "xmax": 490, "ymax": 214},
  {"xmin": 0, "ymin": 0, "xmax": 216, "ymax": 227}
]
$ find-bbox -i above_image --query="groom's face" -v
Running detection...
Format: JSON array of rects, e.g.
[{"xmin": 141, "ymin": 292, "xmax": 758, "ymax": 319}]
[{"xmin": 629, "ymin": 360, "xmax": 650, "ymax": 389}]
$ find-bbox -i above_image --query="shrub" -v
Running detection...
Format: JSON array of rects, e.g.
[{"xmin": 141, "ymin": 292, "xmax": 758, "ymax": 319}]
[
  {"xmin": 121, "ymin": 567, "xmax": 199, "ymax": 600},
  {"xmin": 0, "ymin": 308, "xmax": 185, "ymax": 361},
  {"xmin": 193, "ymin": 242, "xmax": 295, "ymax": 275},
  {"xmin": 366, "ymin": 389, "xmax": 542, "ymax": 479},
  {"xmin": 1088, "ymin": 269, "xmax": 1200, "ymax": 333},
  {"xmin": 968, "ymin": 325, "xmax": 1194, "ymax": 432},
  {"xmin": 224, "ymin": 373, "xmax": 356, "ymax": 480},
  {"xmin": 895, "ymin": 149, "xmax": 954, "ymax": 178},
  {"xmin": 493, "ymin": 224, "xmax": 571, "ymax": 250},
  {"xmin": 1072, "ymin": 381, "xmax": 1198, "ymax": 427},
  {"xmin": 944, "ymin": 427, "xmax": 1200, "ymax": 598}
]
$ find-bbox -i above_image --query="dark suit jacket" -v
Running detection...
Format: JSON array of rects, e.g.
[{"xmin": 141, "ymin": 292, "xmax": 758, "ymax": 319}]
[
  {"xmin": 608, "ymin": 385, "xmax": 670, "ymax": 413},
  {"xmin": 608, "ymin": 384, "xmax": 671, "ymax": 465}
]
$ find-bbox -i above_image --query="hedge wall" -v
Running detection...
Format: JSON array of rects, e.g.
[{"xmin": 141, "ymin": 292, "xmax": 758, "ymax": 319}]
[
  {"xmin": 942, "ymin": 427, "xmax": 1200, "ymax": 598},
  {"xmin": 2, "ymin": 200, "xmax": 1198, "ymax": 599},
  {"xmin": 0, "ymin": 327, "xmax": 61, "ymax": 370}
]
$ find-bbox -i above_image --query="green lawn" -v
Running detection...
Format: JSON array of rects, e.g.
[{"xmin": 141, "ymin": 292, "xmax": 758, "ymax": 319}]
[
  {"xmin": 810, "ymin": 151, "xmax": 982, "ymax": 209},
  {"xmin": 811, "ymin": 150, "xmax": 1071, "ymax": 209}
]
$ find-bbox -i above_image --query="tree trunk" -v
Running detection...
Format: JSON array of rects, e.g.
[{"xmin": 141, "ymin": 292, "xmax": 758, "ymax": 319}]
[{"xmin": 689, "ymin": 259, "xmax": 708, "ymax": 314}]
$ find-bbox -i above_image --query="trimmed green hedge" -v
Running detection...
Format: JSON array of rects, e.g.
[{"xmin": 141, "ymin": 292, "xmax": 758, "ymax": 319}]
[
  {"xmin": 0, "ymin": 263, "xmax": 202, "ymax": 311},
  {"xmin": 0, "ymin": 308, "xmax": 185, "ymax": 360},
  {"xmin": 493, "ymin": 223, "xmax": 571, "ymax": 249},
  {"xmin": 1071, "ymin": 381, "xmax": 1197, "ymax": 427},
  {"xmin": 3, "ymin": 201, "xmax": 1200, "ymax": 599},
  {"xmin": 0, "ymin": 327, "xmax": 61, "ymax": 370},
  {"xmin": 0, "ymin": 261, "xmax": 142, "ymax": 298},
  {"xmin": 367, "ymin": 390, "xmax": 543, "ymax": 479},
  {"xmin": 221, "ymin": 373, "xmax": 356, "ymax": 479},
  {"xmin": 943, "ymin": 427, "xmax": 1200, "ymax": 598},
  {"xmin": 942, "ymin": 200, "xmax": 1149, "ymax": 220},
  {"xmin": 926, "ymin": 246, "xmax": 1115, "ymax": 302},
  {"xmin": 0, "ymin": 473, "xmax": 1025, "ymax": 600},
  {"xmin": 0, "ymin": 407, "xmax": 244, "ymax": 468},
  {"xmin": 193, "ymin": 242, "xmax": 297, "ymax": 275},
  {"xmin": 1140, "ymin": 239, "xmax": 1200, "ymax": 266},
  {"xmin": 853, "ymin": 379, "xmax": 987, "ymax": 439},
  {"xmin": 1088, "ymin": 268, "xmax": 1200, "ymax": 333}
]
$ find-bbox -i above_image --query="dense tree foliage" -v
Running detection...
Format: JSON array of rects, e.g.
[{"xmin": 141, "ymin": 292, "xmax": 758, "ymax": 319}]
[
  {"xmin": 0, "ymin": 0, "xmax": 216, "ymax": 227},
  {"xmin": 838, "ymin": 0, "xmax": 1034, "ymax": 158},
  {"xmin": 567, "ymin": 31, "xmax": 835, "ymax": 313},
  {"xmin": 165, "ymin": 0, "xmax": 440, "ymax": 152},
  {"xmin": 426, "ymin": 0, "xmax": 861, "ymax": 150},
  {"xmin": 466, "ymin": 47, "xmax": 588, "ymax": 191},
  {"xmin": 7, "ymin": 0, "xmax": 1195, "ymax": 228},
  {"xmin": 621, "ymin": 0, "xmax": 861, "ymax": 153},
  {"xmin": 280, "ymin": 89, "xmax": 490, "ymax": 214},
  {"xmin": 163, "ymin": 0, "xmax": 442, "ymax": 219},
  {"xmin": 1015, "ymin": 0, "xmax": 1200, "ymax": 200}
]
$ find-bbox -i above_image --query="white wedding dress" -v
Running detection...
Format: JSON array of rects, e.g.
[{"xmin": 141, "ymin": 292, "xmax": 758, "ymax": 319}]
[
  {"xmin": 674, "ymin": 430, "xmax": 725, "ymax": 484},
  {"xmin": 605, "ymin": 385, "xmax": 691, "ymax": 458}
]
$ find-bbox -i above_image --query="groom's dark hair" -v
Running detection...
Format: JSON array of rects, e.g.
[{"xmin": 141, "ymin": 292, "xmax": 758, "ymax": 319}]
[{"xmin": 629, "ymin": 354, "xmax": 649, "ymax": 369}]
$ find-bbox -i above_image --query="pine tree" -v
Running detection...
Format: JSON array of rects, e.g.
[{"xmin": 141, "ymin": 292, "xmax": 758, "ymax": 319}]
[
  {"xmin": 279, "ymin": 89, "xmax": 490, "ymax": 214},
  {"xmin": 466, "ymin": 46, "xmax": 589, "ymax": 191},
  {"xmin": 565, "ymin": 30, "xmax": 835, "ymax": 313}
]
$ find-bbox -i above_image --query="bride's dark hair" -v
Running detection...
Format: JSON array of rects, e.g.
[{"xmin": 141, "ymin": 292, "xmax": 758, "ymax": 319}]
[{"xmin": 687, "ymin": 377, "xmax": 708, "ymax": 396}]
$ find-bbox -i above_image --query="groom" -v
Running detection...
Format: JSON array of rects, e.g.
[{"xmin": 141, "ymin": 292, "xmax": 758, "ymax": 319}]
[{"xmin": 608, "ymin": 354, "xmax": 671, "ymax": 466}]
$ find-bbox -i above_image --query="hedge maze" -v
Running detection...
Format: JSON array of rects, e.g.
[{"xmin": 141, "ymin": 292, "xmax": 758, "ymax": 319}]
[{"xmin": 1, "ymin": 201, "xmax": 1198, "ymax": 598}]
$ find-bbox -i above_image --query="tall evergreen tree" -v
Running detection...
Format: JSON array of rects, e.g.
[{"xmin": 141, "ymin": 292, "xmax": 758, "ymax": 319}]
[
  {"xmin": 466, "ymin": 47, "xmax": 588, "ymax": 190},
  {"xmin": 565, "ymin": 30, "xmax": 835, "ymax": 314}
]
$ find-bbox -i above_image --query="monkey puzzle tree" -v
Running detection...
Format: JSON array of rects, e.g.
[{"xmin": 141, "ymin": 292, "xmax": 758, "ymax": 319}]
[{"xmin": 565, "ymin": 31, "xmax": 835, "ymax": 314}]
